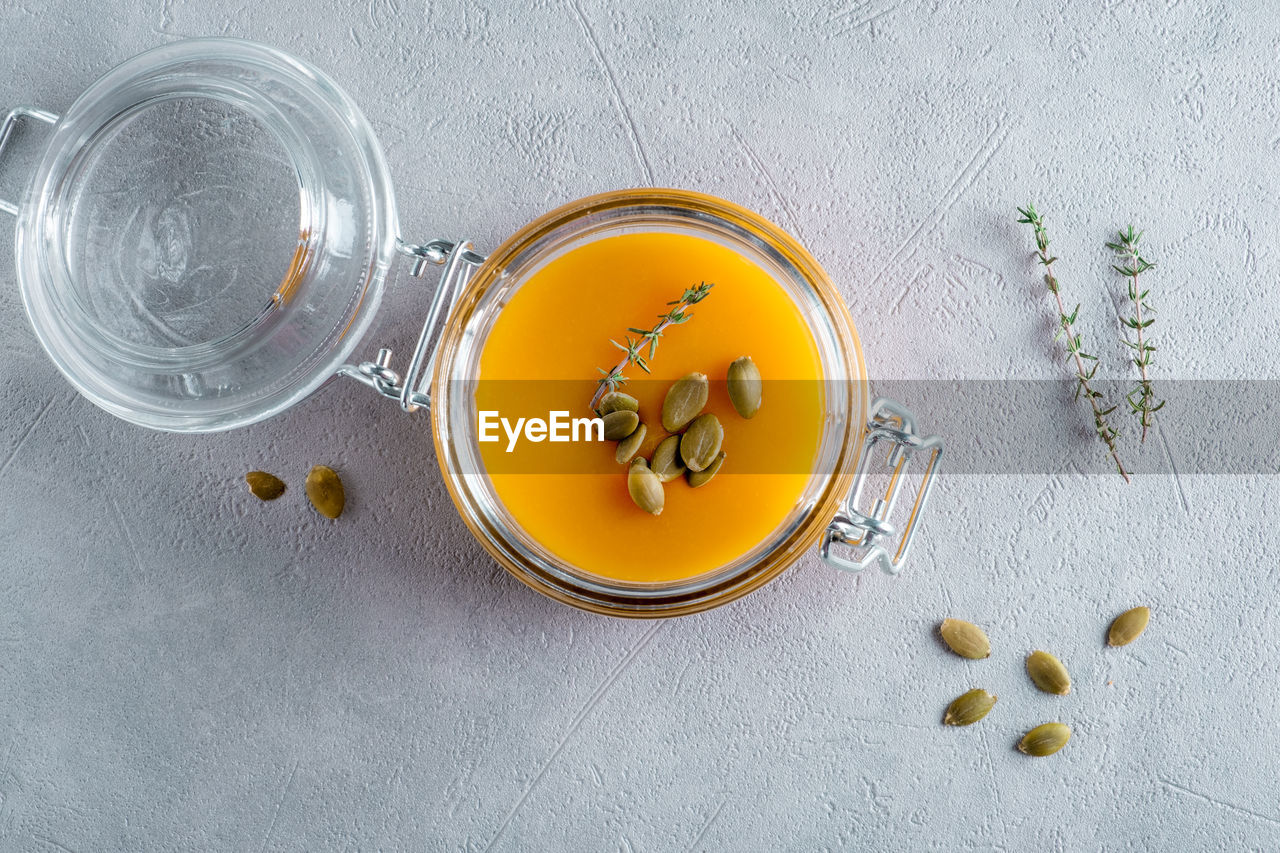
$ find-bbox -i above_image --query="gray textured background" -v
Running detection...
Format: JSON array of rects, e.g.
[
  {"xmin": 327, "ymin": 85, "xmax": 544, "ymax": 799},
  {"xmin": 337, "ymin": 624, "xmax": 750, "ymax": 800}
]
[{"xmin": 2, "ymin": 1, "xmax": 1278, "ymax": 850}]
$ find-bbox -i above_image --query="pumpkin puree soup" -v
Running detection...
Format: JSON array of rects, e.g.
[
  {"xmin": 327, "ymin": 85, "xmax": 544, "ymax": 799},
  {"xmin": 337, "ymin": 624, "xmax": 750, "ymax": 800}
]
[{"xmin": 476, "ymin": 230, "xmax": 824, "ymax": 583}]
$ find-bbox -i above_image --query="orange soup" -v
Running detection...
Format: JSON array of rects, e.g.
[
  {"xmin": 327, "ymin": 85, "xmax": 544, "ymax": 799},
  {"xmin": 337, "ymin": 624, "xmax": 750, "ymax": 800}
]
[{"xmin": 476, "ymin": 230, "xmax": 824, "ymax": 583}]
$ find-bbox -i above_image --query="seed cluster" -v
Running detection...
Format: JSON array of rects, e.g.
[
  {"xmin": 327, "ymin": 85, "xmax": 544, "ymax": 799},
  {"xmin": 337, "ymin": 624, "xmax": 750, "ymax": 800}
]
[
  {"xmin": 603, "ymin": 357, "xmax": 762, "ymax": 515},
  {"xmin": 245, "ymin": 465, "xmax": 346, "ymax": 520},
  {"xmin": 938, "ymin": 608, "xmax": 1150, "ymax": 757}
]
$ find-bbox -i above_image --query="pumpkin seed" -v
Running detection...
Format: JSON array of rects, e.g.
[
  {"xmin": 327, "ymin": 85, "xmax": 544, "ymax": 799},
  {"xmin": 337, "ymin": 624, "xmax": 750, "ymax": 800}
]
[
  {"xmin": 1108, "ymin": 606, "xmax": 1151, "ymax": 647},
  {"xmin": 942, "ymin": 688, "xmax": 997, "ymax": 727},
  {"xmin": 602, "ymin": 410, "xmax": 641, "ymax": 441},
  {"xmin": 1018, "ymin": 722, "xmax": 1071, "ymax": 757},
  {"xmin": 615, "ymin": 422, "xmax": 648, "ymax": 464},
  {"xmin": 245, "ymin": 471, "xmax": 286, "ymax": 501},
  {"xmin": 939, "ymin": 618, "xmax": 991, "ymax": 659},
  {"xmin": 650, "ymin": 435, "xmax": 686, "ymax": 483},
  {"xmin": 727, "ymin": 356, "xmax": 763, "ymax": 419},
  {"xmin": 626, "ymin": 458, "xmax": 664, "ymax": 515},
  {"xmin": 598, "ymin": 391, "xmax": 639, "ymax": 416},
  {"xmin": 679, "ymin": 413, "xmax": 723, "ymax": 472},
  {"xmin": 661, "ymin": 372, "xmax": 709, "ymax": 433},
  {"xmin": 305, "ymin": 465, "xmax": 345, "ymax": 519},
  {"xmin": 686, "ymin": 451, "xmax": 725, "ymax": 488},
  {"xmin": 1026, "ymin": 650, "xmax": 1071, "ymax": 695}
]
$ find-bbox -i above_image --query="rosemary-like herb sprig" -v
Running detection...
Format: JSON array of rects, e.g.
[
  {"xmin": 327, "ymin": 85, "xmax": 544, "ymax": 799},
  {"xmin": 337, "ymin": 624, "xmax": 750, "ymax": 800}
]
[
  {"xmin": 1106, "ymin": 226, "xmax": 1163, "ymax": 443},
  {"xmin": 1017, "ymin": 205, "xmax": 1130, "ymax": 482},
  {"xmin": 591, "ymin": 281, "xmax": 714, "ymax": 410}
]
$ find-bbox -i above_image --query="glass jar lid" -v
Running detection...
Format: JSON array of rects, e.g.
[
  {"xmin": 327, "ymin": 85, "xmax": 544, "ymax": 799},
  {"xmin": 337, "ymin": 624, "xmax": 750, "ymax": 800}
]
[{"xmin": 14, "ymin": 38, "xmax": 399, "ymax": 431}]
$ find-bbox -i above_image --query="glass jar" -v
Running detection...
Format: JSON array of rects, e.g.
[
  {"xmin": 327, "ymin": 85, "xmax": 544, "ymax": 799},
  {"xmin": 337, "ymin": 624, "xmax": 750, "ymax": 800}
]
[{"xmin": 0, "ymin": 37, "xmax": 942, "ymax": 617}]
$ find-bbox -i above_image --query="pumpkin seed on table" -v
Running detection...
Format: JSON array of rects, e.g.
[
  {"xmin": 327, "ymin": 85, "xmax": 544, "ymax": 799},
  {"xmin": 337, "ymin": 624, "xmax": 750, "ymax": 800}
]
[
  {"xmin": 1018, "ymin": 722, "xmax": 1071, "ymax": 757},
  {"xmin": 1108, "ymin": 606, "xmax": 1151, "ymax": 647},
  {"xmin": 615, "ymin": 422, "xmax": 647, "ymax": 464},
  {"xmin": 245, "ymin": 471, "xmax": 286, "ymax": 501},
  {"xmin": 626, "ymin": 458, "xmax": 664, "ymax": 516},
  {"xmin": 939, "ymin": 618, "xmax": 991, "ymax": 659},
  {"xmin": 942, "ymin": 688, "xmax": 997, "ymax": 727},
  {"xmin": 679, "ymin": 413, "xmax": 723, "ymax": 472},
  {"xmin": 1026, "ymin": 650, "xmax": 1071, "ymax": 695},
  {"xmin": 305, "ymin": 465, "xmax": 345, "ymax": 519},
  {"xmin": 661, "ymin": 372, "xmax": 709, "ymax": 433},
  {"xmin": 726, "ymin": 355, "xmax": 763, "ymax": 419},
  {"xmin": 686, "ymin": 450, "xmax": 725, "ymax": 488},
  {"xmin": 650, "ymin": 435, "xmax": 686, "ymax": 483},
  {"xmin": 598, "ymin": 391, "xmax": 639, "ymax": 416},
  {"xmin": 602, "ymin": 409, "xmax": 641, "ymax": 441}
]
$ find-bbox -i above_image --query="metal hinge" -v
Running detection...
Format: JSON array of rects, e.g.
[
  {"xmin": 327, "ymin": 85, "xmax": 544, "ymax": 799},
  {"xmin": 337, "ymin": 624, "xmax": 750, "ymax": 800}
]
[{"xmin": 337, "ymin": 238, "xmax": 485, "ymax": 413}]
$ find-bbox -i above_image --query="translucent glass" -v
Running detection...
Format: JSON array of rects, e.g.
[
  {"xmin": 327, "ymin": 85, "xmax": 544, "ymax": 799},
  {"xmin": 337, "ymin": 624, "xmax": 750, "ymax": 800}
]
[
  {"xmin": 15, "ymin": 39, "xmax": 398, "ymax": 431},
  {"xmin": 63, "ymin": 96, "xmax": 299, "ymax": 348}
]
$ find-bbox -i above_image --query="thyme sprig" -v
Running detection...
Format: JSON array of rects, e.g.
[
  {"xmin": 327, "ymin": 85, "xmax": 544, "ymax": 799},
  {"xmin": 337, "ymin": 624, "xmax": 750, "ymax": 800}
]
[
  {"xmin": 591, "ymin": 281, "xmax": 714, "ymax": 409},
  {"xmin": 1107, "ymin": 226, "xmax": 1163, "ymax": 443},
  {"xmin": 1017, "ymin": 205, "xmax": 1130, "ymax": 482}
]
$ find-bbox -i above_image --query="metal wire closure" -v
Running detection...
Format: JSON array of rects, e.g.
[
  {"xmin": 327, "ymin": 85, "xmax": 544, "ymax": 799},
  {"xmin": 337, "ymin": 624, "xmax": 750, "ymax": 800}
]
[
  {"xmin": 821, "ymin": 397, "xmax": 943, "ymax": 575},
  {"xmin": 0, "ymin": 107, "xmax": 59, "ymax": 216},
  {"xmin": 337, "ymin": 238, "xmax": 485, "ymax": 412}
]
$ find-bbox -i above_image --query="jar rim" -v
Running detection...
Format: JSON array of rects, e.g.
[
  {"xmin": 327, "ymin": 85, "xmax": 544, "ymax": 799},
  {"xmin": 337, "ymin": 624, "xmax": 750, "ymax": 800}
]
[{"xmin": 430, "ymin": 189, "xmax": 869, "ymax": 617}]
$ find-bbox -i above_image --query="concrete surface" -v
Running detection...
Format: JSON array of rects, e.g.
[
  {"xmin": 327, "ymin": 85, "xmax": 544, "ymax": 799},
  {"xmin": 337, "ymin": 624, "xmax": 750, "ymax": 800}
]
[{"xmin": 2, "ymin": 0, "xmax": 1278, "ymax": 850}]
